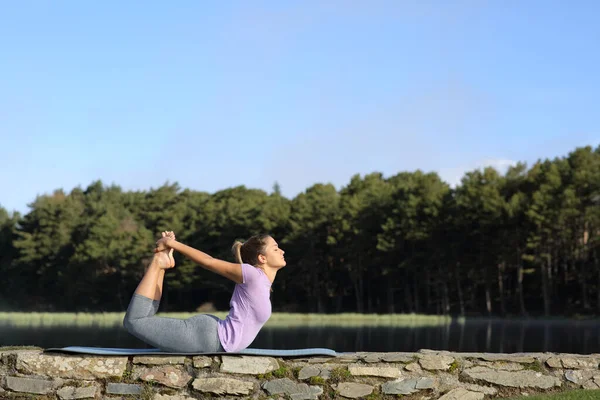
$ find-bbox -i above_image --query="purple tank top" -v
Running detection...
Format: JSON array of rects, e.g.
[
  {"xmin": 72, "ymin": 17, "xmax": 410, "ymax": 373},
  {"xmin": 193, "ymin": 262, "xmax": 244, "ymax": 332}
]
[{"xmin": 217, "ymin": 263, "xmax": 272, "ymax": 352}]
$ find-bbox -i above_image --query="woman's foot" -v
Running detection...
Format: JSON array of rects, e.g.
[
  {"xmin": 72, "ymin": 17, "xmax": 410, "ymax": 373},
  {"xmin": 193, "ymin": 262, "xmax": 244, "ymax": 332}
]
[
  {"xmin": 153, "ymin": 249, "xmax": 175, "ymax": 270},
  {"xmin": 155, "ymin": 231, "xmax": 176, "ymax": 252},
  {"xmin": 152, "ymin": 231, "xmax": 176, "ymax": 269}
]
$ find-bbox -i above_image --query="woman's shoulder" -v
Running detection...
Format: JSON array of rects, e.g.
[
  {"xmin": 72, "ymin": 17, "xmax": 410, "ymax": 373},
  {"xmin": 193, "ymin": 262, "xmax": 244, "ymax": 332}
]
[
  {"xmin": 240, "ymin": 263, "xmax": 259, "ymax": 281},
  {"xmin": 240, "ymin": 263, "xmax": 270, "ymax": 286}
]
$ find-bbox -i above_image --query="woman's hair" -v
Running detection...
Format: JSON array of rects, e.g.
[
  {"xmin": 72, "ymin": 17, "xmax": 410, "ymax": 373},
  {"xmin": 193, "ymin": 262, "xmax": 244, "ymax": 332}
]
[{"xmin": 232, "ymin": 234, "xmax": 271, "ymax": 266}]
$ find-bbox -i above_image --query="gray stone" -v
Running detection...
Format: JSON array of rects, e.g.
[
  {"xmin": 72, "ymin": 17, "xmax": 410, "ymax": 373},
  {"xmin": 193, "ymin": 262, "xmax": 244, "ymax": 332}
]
[
  {"xmin": 319, "ymin": 366, "xmax": 333, "ymax": 379},
  {"xmin": 298, "ymin": 365, "xmax": 321, "ymax": 380},
  {"xmin": 133, "ymin": 356, "xmax": 185, "ymax": 365},
  {"xmin": 307, "ymin": 357, "xmax": 335, "ymax": 364},
  {"xmin": 192, "ymin": 377, "xmax": 254, "ymax": 395},
  {"xmin": 583, "ymin": 379, "xmax": 600, "ymax": 390},
  {"xmin": 381, "ymin": 378, "xmax": 433, "ymax": 395},
  {"xmin": 57, "ymin": 385, "xmax": 98, "ymax": 399},
  {"xmin": 405, "ymin": 362, "xmax": 421, "ymax": 372},
  {"xmin": 335, "ymin": 382, "xmax": 374, "ymax": 398},
  {"xmin": 336, "ymin": 353, "xmax": 361, "ymax": 362},
  {"xmin": 106, "ymin": 383, "xmax": 143, "ymax": 395},
  {"xmin": 415, "ymin": 377, "xmax": 435, "ymax": 389},
  {"xmin": 155, "ymin": 395, "xmax": 196, "ymax": 400},
  {"xmin": 544, "ymin": 355, "xmax": 599, "ymax": 369},
  {"xmin": 0, "ymin": 356, "xmax": 7, "ymax": 375},
  {"xmin": 583, "ymin": 376, "xmax": 600, "ymax": 390},
  {"xmin": 263, "ymin": 378, "xmax": 323, "ymax": 400},
  {"xmin": 16, "ymin": 353, "xmax": 127, "ymax": 379},
  {"xmin": 192, "ymin": 356, "xmax": 212, "ymax": 368},
  {"xmin": 546, "ymin": 357, "xmax": 562, "ymax": 368},
  {"xmin": 382, "ymin": 353, "xmax": 416, "ymax": 363},
  {"xmin": 564, "ymin": 369, "xmax": 595, "ymax": 384},
  {"xmin": 463, "ymin": 366, "xmax": 561, "ymax": 389},
  {"xmin": 562, "ymin": 356, "xmax": 599, "ymax": 369},
  {"xmin": 220, "ymin": 355, "xmax": 279, "ymax": 374},
  {"xmin": 478, "ymin": 354, "xmax": 537, "ymax": 364},
  {"xmin": 477, "ymin": 361, "xmax": 524, "ymax": 371},
  {"xmin": 6, "ymin": 376, "xmax": 54, "ymax": 394},
  {"xmin": 133, "ymin": 365, "xmax": 192, "ymax": 388},
  {"xmin": 419, "ymin": 354, "xmax": 455, "ymax": 371},
  {"xmin": 439, "ymin": 388, "xmax": 485, "ymax": 400},
  {"xmin": 437, "ymin": 374, "xmax": 498, "ymax": 396},
  {"xmin": 348, "ymin": 363, "xmax": 401, "ymax": 378},
  {"xmin": 362, "ymin": 353, "xmax": 385, "ymax": 363}
]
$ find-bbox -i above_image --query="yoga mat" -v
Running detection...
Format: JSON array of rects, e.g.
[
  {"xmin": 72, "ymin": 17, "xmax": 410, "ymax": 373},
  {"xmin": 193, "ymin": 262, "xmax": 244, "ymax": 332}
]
[{"xmin": 45, "ymin": 346, "xmax": 338, "ymax": 357}]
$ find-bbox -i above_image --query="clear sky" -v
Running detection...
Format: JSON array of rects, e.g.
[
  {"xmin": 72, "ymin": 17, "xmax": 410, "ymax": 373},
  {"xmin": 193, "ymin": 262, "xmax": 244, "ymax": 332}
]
[{"xmin": 1, "ymin": 1, "xmax": 598, "ymax": 215}]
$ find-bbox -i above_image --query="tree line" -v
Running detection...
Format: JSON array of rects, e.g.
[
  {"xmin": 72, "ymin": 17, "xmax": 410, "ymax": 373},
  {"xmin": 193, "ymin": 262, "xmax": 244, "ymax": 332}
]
[{"xmin": 1, "ymin": 145, "xmax": 599, "ymax": 316}]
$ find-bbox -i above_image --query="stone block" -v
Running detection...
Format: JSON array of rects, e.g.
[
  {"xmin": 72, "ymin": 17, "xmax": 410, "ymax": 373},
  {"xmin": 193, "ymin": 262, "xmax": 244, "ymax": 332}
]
[
  {"xmin": 16, "ymin": 353, "xmax": 127, "ymax": 379},
  {"xmin": 220, "ymin": 355, "xmax": 279, "ymax": 374},
  {"xmin": 155, "ymin": 394, "xmax": 196, "ymax": 400},
  {"xmin": 133, "ymin": 356, "xmax": 185, "ymax": 365},
  {"xmin": 334, "ymin": 382, "xmax": 374, "ymax": 399},
  {"xmin": 263, "ymin": 378, "xmax": 323, "ymax": 400},
  {"xmin": 546, "ymin": 357, "xmax": 563, "ymax": 368},
  {"xmin": 192, "ymin": 356, "xmax": 212, "ymax": 368},
  {"xmin": 564, "ymin": 369, "xmax": 596, "ymax": 385},
  {"xmin": 336, "ymin": 353, "xmax": 361, "ymax": 362},
  {"xmin": 6, "ymin": 376, "xmax": 54, "ymax": 394},
  {"xmin": 133, "ymin": 365, "xmax": 192, "ymax": 388},
  {"xmin": 106, "ymin": 383, "xmax": 143, "ymax": 395},
  {"xmin": 381, "ymin": 377, "xmax": 434, "ymax": 395},
  {"xmin": 478, "ymin": 354, "xmax": 537, "ymax": 364},
  {"xmin": 405, "ymin": 362, "xmax": 421, "ymax": 372},
  {"xmin": 463, "ymin": 366, "xmax": 561, "ymax": 389},
  {"xmin": 477, "ymin": 361, "xmax": 524, "ymax": 371},
  {"xmin": 439, "ymin": 388, "xmax": 485, "ymax": 400},
  {"xmin": 57, "ymin": 385, "xmax": 98, "ymax": 399},
  {"xmin": 437, "ymin": 374, "xmax": 497, "ymax": 396},
  {"xmin": 192, "ymin": 377, "xmax": 253, "ymax": 395},
  {"xmin": 419, "ymin": 354, "xmax": 455, "ymax": 371},
  {"xmin": 348, "ymin": 363, "xmax": 401, "ymax": 378},
  {"xmin": 562, "ymin": 357, "xmax": 600, "ymax": 369},
  {"xmin": 298, "ymin": 365, "xmax": 321, "ymax": 380}
]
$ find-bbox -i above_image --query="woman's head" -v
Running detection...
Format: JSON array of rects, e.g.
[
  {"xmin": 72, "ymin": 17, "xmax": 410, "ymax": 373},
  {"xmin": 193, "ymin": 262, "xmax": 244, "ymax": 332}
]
[{"xmin": 232, "ymin": 234, "xmax": 286, "ymax": 269}]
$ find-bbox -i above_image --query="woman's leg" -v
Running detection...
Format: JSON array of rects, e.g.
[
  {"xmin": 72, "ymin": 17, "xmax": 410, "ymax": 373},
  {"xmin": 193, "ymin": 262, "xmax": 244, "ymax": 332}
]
[
  {"xmin": 123, "ymin": 251, "xmax": 173, "ymax": 335},
  {"xmin": 134, "ymin": 259, "xmax": 167, "ymax": 301},
  {"xmin": 133, "ymin": 231, "xmax": 175, "ymax": 301},
  {"xmin": 123, "ymin": 248, "xmax": 223, "ymax": 352},
  {"xmin": 125, "ymin": 299, "xmax": 222, "ymax": 352}
]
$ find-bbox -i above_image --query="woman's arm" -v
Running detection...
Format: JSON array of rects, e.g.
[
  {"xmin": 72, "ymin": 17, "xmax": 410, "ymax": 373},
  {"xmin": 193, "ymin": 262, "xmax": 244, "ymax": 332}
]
[{"xmin": 158, "ymin": 238, "xmax": 243, "ymax": 284}]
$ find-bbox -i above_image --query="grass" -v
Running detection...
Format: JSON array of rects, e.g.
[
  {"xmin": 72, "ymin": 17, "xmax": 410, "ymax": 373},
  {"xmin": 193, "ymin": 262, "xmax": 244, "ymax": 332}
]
[
  {"xmin": 0, "ymin": 312, "xmax": 453, "ymax": 327},
  {"xmin": 500, "ymin": 390, "xmax": 600, "ymax": 399}
]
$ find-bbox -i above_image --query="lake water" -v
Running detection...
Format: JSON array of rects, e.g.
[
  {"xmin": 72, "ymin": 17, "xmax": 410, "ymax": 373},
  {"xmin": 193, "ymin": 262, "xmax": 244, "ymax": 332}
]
[{"xmin": 3, "ymin": 319, "xmax": 600, "ymax": 353}]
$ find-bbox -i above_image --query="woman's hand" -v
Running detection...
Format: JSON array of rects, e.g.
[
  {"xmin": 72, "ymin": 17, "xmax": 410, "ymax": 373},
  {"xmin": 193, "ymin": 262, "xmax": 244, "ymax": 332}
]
[{"xmin": 154, "ymin": 231, "xmax": 176, "ymax": 253}]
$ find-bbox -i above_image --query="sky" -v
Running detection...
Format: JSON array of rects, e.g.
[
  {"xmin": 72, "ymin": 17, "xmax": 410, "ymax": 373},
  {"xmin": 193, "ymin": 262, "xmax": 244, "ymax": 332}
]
[{"xmin": 1, "ymin": 1, "xmax": 599, "ymax": 215}]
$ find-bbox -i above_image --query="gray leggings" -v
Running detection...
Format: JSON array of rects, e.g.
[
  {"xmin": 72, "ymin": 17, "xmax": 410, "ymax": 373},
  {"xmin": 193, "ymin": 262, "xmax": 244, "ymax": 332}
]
[{"xmin": 123, "ymin": 294, "xmax": 224, "ymax": 353}]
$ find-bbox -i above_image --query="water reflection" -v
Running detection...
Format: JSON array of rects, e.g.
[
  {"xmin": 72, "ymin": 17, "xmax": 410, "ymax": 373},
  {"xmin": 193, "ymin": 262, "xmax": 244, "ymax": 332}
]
[{"xmin": 2, "ymin": 319, "xmax": 600, "ymax": 353}]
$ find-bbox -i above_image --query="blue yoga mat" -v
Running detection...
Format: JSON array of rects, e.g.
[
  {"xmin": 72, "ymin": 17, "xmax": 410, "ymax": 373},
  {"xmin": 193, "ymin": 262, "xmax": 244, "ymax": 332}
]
[{"xmin": 45, "ymin": 346, "xmax": 338, "ymax": 357}]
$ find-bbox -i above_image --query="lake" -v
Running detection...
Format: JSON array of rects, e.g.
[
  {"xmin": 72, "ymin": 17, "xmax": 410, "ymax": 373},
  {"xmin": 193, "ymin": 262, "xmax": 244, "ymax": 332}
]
[{"xmin": 2, "ymin": 318, "xmax": 600, "ymax": 353}]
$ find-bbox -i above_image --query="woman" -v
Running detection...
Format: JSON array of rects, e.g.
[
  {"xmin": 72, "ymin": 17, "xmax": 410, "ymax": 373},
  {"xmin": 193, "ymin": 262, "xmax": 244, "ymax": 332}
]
[{"xmin": 123, "ymin": 231, "xmax": 286, "ymax": 353}]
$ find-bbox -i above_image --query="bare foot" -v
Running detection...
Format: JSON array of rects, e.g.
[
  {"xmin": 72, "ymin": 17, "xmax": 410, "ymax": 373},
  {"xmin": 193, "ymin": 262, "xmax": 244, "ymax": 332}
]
[
  {"xmin": 153, "ymin": 249, "xmax": 175, "ymax": 270},
  {"xmin": 155, "ymin": 231, "xmax": 176, "ymax": 253}
]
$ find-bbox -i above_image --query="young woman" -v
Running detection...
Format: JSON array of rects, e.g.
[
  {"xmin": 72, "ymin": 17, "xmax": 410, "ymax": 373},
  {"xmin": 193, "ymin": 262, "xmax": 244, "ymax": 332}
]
[{"xmin": 123, "ymin": 232, "xmax": 286, "ymax": 353}]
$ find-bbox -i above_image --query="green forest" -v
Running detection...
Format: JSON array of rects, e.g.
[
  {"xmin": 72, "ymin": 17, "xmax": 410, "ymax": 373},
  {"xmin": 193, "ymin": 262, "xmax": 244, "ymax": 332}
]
[{"xmin": 1, "ymin": 145, "xmax": 599, "ymax": 317}]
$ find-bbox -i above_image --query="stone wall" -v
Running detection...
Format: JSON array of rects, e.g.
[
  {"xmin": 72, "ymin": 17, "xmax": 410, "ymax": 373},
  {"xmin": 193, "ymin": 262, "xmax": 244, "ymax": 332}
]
[{"xmin": 1, "ymin": 348, "xmax": 600, "ymax": 399}]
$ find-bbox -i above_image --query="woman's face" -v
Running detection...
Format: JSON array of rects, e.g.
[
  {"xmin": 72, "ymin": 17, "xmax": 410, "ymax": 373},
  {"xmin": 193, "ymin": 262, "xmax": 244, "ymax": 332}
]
[{"xmin": 261, "ymin": 236, "xmax": 286, "ymax": 269}]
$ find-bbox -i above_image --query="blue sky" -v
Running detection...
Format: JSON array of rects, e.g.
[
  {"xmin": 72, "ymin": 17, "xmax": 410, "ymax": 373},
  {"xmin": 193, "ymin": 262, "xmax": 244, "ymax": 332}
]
[{"xmin": 1, "ymin": 1, "xmax": 598, "ymax": 215}]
